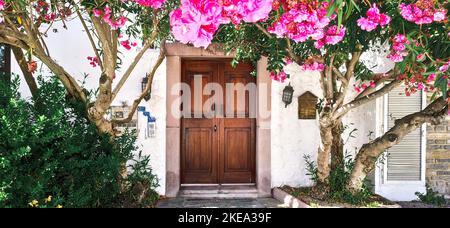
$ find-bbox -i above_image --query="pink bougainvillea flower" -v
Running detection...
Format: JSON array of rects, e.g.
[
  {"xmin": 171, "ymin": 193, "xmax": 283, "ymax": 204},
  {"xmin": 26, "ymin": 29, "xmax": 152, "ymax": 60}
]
[
  {"xmin": 301, "ymin": 62, "xmax": 325, "ymax": 72},
  {"xmin": 170, "ymin": 0, "xmax": 272, "ymax": 48},
  {"xmin": 357, "ymin": 4, "xmax": 391, "ymax": 32},
  {"xmin": 428, "ymin": 73, "xmax": 436, "ymax": 83},
  {"xmin": 284, "ymin": 57, "xmax": 293, "ymax": 65},
  {"xmin": 135, "ymin": 0, "xmax": 166, "ymax": 9},
  {"xmin": 439, "ymin": 61, "xmax": 450, "ymax": 72},
  {"xmin": 93, "ymin": 9, "xmax": 102, "ymax": 17},
  {"xmin": 268, "ymin": 1, "xmax": 340, "ymax": 48},
  {"xmin": 87, "ymin": 56, "xmax": 99, "ymax": 68},
  {"xmin": 92, "ymin": 7, "xmax": 127, "ymax": 30},
  {"xmin": 222, "ymin": 0, "xmax": 273, "ymax": 24},
  {"xmin": 399, "ymin": 2, "xmax": 448, "ymax": 25},
  {"xmin": 270, "ymin": 71, "xmax": 287, "ymax": 83},
  {"xmin": 357, "ymin": 18, "xmax": 378, "ymax": 32},
  {"xmin": 120, "ymin": 40, "xmax": 132, "ymax": 50},
  {"xmin": 417, "ymin": 83, "xmax": 424, "ymax": 90},
  {"xmin": 323, "ymin": 25, "xmax": 346, "ymax": 45},
  {"xmin": 416, "ymin": 53, "xmax": 426, "ymax": 61},
  {"xmin": 44, "ymin": 13, "xmax": 57, "ymax": 22},
  {"xmin": 0, "ymin": 0, "xmax": 5, "ymax": 11},
  {"xmin": 388, "ymin": 34, "xmax": 410, "ymax": 63},
  {"xmin": 170, "ymin": 0, "xmax": 226, "ymax": 48}
]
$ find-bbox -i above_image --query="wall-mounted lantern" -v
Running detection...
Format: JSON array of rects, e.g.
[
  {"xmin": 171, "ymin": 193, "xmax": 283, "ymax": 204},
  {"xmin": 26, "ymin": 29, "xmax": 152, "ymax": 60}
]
[
  {"xmin": 141, "ymin": 77, "xmax": 151, "ymax": 101},
  {"xmin": 282, "ymin": 83, "xmax": 294, "ymax": 108}
]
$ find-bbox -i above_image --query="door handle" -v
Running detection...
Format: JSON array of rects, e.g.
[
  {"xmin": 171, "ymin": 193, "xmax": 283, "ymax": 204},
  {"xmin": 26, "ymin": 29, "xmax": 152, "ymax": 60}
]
[{"xmin": 214, "ymin": 125, "xmax": 217, "ymax": 132}]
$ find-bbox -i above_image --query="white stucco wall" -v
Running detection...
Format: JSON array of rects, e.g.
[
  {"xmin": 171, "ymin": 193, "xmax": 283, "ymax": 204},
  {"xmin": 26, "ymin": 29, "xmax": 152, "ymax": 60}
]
[{"xmin": 12, "ymin": 19, "xmax": 167, "ymax": 195}]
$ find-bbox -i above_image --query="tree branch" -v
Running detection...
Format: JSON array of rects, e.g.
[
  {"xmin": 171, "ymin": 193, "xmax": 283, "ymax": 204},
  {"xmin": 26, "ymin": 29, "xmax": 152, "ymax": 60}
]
[
  {"xmin": 111, "ymin": 15, "xmax": 161, "ymax": 102},
  {"xmin": 325, "ymin": 55, "xmax": 335, "ymax": 100},
  {"xmin": 0, "ymin": 24, "xmax": 87, "ymax": 103},
  {"xmin": 111, "ymin": 41, "xmax": 153, "ymax": 102},
  {"xmin": 113, "ymin": 40, "xmax": 167, "ymax": 125},
  {"xmin": 334, "ymin": 80, "xmax": 402, "ymax": 119},
  {"xmin": 355, "ymin": 70, "xmax": 396, "ymax": 99},
  {"xmin": 11, "ymin": 46, "xmax": 38, "ymax": 98},
  {"xmin": 76, "ymin": 8, "xmax": 103, "ymax": 70}
]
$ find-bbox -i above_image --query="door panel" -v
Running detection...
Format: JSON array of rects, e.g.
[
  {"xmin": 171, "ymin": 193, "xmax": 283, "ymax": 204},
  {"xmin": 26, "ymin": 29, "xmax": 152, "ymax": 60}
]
[
  {"xmin": 219, "ymin": 119, "xmax": 255, "ymax": 183},
  {"xmin": 181, "ymin": 60, "xmax": 255, "ymax": 184},
  {"xmin": 219, "ymin": 62, "xmax": 256, "ymax": 183},
  {"xmin": 181, "ymin": 119, "xmax": 218, "ymax": 183}
]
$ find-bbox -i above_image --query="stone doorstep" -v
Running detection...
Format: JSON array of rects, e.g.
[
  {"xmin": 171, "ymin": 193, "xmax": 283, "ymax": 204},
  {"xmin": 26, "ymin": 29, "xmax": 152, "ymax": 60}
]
[{"xmin": 178, "ymin": 185, "xmax": 260, "ymax": 199}]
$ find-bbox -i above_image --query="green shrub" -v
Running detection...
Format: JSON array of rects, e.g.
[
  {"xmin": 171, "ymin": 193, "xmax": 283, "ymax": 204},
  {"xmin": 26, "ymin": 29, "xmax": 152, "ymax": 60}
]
[
  {"xmin": 0, "ymin": 75, "xmax": 159, "ymax": 208},
  {"xmin": 304, "ymin": 153, "xmax": 371, "ymax": 205},
  {"xmin": 415, "ymin": 186, "xmax": 447, "ymax": 207}
]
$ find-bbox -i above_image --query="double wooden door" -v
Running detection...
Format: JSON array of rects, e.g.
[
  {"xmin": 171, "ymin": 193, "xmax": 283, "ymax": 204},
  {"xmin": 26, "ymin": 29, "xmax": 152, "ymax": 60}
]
[{"xmin": 181, "ymin": 60, "xmax": 256, "ymax": 184}]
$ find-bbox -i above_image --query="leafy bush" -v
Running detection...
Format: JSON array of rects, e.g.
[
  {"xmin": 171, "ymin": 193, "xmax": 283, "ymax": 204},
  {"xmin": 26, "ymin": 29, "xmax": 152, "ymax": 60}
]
[
  {"xmin": 0, "ymin": 76, "xmax": 159, "ymax": 208},
  {"xmin": 304, "ymin": 153, "xmax": 371, "ymax": 205},
  {"xmin": 415, "ymin": 186, "xmax": 447, "ymax": 207}
]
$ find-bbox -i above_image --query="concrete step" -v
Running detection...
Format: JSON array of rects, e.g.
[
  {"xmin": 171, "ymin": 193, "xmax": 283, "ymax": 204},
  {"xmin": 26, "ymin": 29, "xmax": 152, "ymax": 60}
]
[{"xmin": 179, "ymin": 185, "xmax": 259, "ymax": 199}]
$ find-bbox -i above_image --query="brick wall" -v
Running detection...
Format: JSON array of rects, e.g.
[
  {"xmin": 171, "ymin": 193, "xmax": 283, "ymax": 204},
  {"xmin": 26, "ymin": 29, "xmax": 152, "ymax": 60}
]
[{"xmin": 426, "ymin": 117, "xmax": 450, "ymax": 197}]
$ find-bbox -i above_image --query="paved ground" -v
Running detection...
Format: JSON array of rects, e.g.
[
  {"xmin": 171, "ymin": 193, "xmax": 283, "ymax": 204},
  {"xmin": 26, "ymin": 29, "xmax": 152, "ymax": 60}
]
[{"xmin": 156, "ymin": 198, "xmax": 287, "ymax": 208}]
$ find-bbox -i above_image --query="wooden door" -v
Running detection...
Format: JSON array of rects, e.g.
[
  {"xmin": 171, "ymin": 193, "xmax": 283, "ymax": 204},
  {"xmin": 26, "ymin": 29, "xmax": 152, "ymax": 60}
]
[{"xmin": 181, "ymin": 60, "xmax": 256, "ymax": 184}]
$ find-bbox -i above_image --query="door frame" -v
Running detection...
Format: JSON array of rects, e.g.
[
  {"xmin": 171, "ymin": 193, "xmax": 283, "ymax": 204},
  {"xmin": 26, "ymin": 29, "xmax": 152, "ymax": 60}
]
[
  {"xmin": 180, "ymin": 59, "xmax": 257, "ymax": 185},
  {"xmin": 165, "ymin": 43, "xmax": 272, "ymax": 197}
]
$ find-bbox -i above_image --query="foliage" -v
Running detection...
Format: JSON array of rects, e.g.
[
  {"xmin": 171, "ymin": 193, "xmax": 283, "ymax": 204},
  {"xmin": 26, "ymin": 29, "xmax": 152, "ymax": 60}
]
[
  {"xmin": 415, "ymin": 186, "xmax": 447, "ymax": 207},
  {"xmin": 304, "ymin": 152, "xmax": 371, "ymax": 205},
  {"xmin": 0, "ymin": 75, "xmax": 159, "ymax": 208},
  {"xmin": 303, "ymin": 154, "xmax": 318, "ymax": 183}
]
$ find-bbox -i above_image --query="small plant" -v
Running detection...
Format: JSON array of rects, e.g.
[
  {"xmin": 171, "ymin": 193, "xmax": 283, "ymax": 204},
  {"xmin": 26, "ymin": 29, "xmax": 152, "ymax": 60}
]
[
  {"xmin": 303, "ymin": 152, "xmax": 372, "ymax": 205},
  {"xmin": 121, "ymin": 151, "xmax": 160, "ymax": 207},
  {"xmin": 415, "ymin": 186, "xmax": 447, "ymax": 207},
  {"xmin": 303, "ymin": 155, "xmax": 318, "ymax": 184}
]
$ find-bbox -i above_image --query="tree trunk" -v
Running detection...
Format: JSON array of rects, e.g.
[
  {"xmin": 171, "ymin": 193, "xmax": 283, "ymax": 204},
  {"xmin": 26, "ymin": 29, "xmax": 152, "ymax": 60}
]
[
  {"xmin": 346, "ymin": 97, "xmax": 448, "ymax": 192},
  {"xmin": 330, "ymin": 120, "xmax": 344, "ymax": 171},
  {"xmin": 11, "ymin": 46, "xmax": 38, "ymax": 98},
  {"xmin": 317, "ymin": 114, "xmax": 333, "ymax": 183},
  {"xmin": 87, "ymin": 105, "xmax": 114, "ymax": 135}
]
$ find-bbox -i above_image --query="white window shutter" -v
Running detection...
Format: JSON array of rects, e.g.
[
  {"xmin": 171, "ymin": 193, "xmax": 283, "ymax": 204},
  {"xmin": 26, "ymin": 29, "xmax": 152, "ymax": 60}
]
[{"xmin": 386, "ymin": 86, "xmax": 422, "ymax": 181}]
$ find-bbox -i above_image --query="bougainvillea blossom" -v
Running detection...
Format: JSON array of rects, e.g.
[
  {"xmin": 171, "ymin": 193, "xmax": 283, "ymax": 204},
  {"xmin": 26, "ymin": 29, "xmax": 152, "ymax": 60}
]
[
  {"xmin": 301, "ymin": 62, "xmax": 325, "ymax": 72},
  {"xmin": 222, "ymin": 0, "xmax": 273, "ymax": 24},
  {"xmin": 87, "ymin": 56, "xmax": 99, "ymax": 68},
  {"xmin": 135, "ymin": 0, "xmax": 167, "ymax": 9},
  {"xmin": 170, "ymin": 0, "xmax": 273, "ymax": 48},
  {"xmin": 268, "ymin": 1, "xmax": 346, "ymax": 49},
  {"xmin": 270, "ymin": 71, "xmax": 287, "ymax": 83},
  {"xmin": 387, "ymin": 34, "xmax": 410, "ymax": 62},
  {"xmin": 92, "ymin": 7, "xmax": 127, "ymax": 30},
  {"xmin": 0, "ymin": 0, "xmax": 5, "ymax": 11},
  {"xmin": 357, "ymin": 4, "xmax": 391, "ymax": 31},
  {"xmin": 399, "ymin": 1, "xmax": 448, "ymax": 25}
]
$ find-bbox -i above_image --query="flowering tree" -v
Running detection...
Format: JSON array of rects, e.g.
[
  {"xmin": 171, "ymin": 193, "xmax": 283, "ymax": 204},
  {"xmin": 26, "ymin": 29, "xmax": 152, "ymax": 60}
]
[
  {"xmin": 0, "ymin": 0, "xmax": 175, "ymax": 134},
  {"xmin": 167, "ymin": 0, "xmax": 450, "ymax": 192}
]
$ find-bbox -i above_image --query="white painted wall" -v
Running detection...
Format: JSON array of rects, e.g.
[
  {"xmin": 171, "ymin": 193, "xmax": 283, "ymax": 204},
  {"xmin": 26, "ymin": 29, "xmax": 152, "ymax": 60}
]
[{"xmin": 12, "ymin": 19, "xmax": 167, "ymax": 195}]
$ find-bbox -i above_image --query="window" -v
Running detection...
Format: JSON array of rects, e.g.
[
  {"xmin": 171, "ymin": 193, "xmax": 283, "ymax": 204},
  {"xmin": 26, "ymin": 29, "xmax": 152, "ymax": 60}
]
[{"xmin": 385, "ymin": 85, "xmax": 423, "ymax": 181}]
